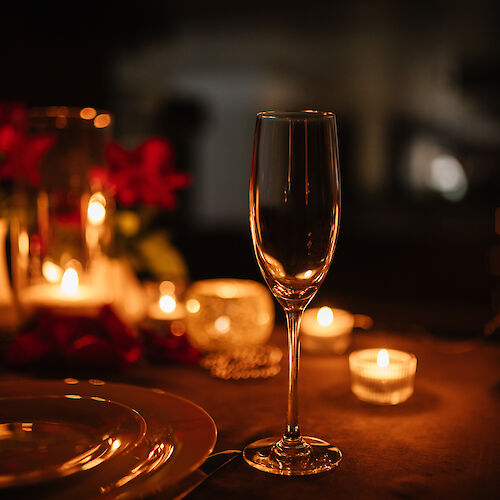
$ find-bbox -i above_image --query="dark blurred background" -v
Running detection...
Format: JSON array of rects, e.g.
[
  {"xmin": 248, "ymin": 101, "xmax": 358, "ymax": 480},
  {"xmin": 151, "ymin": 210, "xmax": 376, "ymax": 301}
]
[{"xmin": 2, "ymin": 1, "xmax": 499, "ymax": 336}]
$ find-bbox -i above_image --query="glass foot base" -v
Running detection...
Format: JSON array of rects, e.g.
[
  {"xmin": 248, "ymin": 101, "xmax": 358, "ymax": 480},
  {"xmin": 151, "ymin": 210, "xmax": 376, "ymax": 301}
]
[{"xmin": 243, "ymin": 436, "xmax": 342, "ymax": 475}]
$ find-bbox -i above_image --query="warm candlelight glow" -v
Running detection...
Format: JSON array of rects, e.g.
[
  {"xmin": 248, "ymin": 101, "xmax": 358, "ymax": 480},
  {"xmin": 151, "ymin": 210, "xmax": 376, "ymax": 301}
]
[
  {"xmin": 42, "ymin": 260, "xmax": 63, "ymax": 284},
  {"xmin": 87, "ymin": 193, "xmax": 106, "ymax": 225},
  {"xmin": 60, "ymin": 268, "xmax": 79, "ymax": 296},
  {"xmin": 80, "ymin": 107, "xmax": 97, "ymax": 120},
  {"xmin": 111, "ymin": 439, "xmax": 122, "ymax": 451},
  {"xmin": 317, "ymin": 306, "xmax": 334, "ymax": 327},
  {"xmin": 159, "ymin": 295, "xmax": 176, "ymax": 314},
  {"xmin": 94, "ymin": 113, "xmax": 111, "ymax": 128},
  {"xmin": 261, "ymin": 252, "xmax": 286, "ymax": 278},
  {"xmin": 217, "ymin": 283, "xmax": 238, "ymax": 298},
  {"xmin": 148, "ymin": 282, "xmax": 185, "ymax": 322},
  {"xmin": 349, "ymin": 348, "xmax": 417, "ymax": 405},
  {"xmin": 186, "ymin": 298, "xmax": 201, "ymax": 313},
  {"xmin": 377, "ymin": 349, "xmax": 390, "ymax": 368},
  {"xmin": 159, "ymin": 281, "xmax": 176, "ymax": 296},
  {"xmin": 21, "ymin": 265, "xmax": 105, "ymax": 315},
  {"xmin": 18, "ymin": 231, "xmax": 29, "ymax": 256},
  {"xmin": 295, "ymin": 269, "xmax": 315, "ymax": 279},
  {"xmin": 214, "ymin": 315, "xmax": 231, "ymax": 333},
  {"xmin": 301, "ymin": 307, "xmax": 353, "ymax": 354},
  {"xmin": 185, "ymin": 279, "xmax": 274, "ymax": 351}
]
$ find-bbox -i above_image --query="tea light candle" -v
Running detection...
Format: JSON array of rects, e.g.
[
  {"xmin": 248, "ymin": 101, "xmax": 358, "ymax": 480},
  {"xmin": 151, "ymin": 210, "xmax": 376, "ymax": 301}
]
[
  {"xmin": 148, "ymin": 294, "xmax": 186, "ymax": 321},
  {"xmin": 349, "ymin": 348, "xmax": 417, "ymax": 405},
  {"xmin": 21, "ymin": 268, "xmax": 105, "ymax": 315},
  {"xmin": 301, "ymin": 307, "xmax": 354, "ymax": 354},
  {"xmin": 142, "ymin": 280, "xmax": 187, "ymax": 336}
]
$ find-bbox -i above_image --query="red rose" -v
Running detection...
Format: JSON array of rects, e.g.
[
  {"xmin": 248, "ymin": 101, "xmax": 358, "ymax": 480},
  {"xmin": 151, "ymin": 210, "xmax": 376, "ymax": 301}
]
[
  {"xmin": 103, "ymin": 138, "xmax": 191, "ymax": 209},
  {"xmin": 6, "ymin": 306, "xmax": 142, "ymax": 371},
  {"xmin": 141, "ymin": 326, "xmax": 200, "ymax": 365}
]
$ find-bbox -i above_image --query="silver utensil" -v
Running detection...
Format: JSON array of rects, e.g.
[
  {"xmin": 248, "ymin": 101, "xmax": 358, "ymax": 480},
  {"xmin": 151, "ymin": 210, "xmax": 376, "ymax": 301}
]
[
  {"xmin": 163, "ymin": 450, "xmax": 241, "ymax": 499},
  {"xmin": 114, "ymin": 449, "xmax": 241, "ymax": 499}
]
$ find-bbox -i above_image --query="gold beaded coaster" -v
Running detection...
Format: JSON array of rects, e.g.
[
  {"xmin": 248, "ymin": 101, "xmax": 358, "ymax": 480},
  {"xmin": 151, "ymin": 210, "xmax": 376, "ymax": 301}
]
[{"xmin": 201, "ymin": 345, "xmax": 283, "ymax": 380}]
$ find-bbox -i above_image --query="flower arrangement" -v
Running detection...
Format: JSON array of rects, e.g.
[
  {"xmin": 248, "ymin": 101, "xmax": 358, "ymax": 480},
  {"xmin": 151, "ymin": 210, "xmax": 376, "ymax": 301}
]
[
  {"xmin": 90, "ymin": 137, "xmax": 191, "ymax": 283},
  {"xmin": 0, "ymin": 102, "xmax": 192, "ymax": 284},
  {"xmin": 6, "ymin": 306, "xmax": 142, "ymax": 372},
  {"xmin": 1, "ymin": 102, "xmax": 198, "ymax": 371}
]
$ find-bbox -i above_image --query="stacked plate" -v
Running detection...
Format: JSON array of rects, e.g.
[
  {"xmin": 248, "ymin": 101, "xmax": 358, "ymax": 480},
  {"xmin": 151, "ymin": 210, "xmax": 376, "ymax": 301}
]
[{"xmin": 0, "ymin": 379, "xmax": 217, "ymax": 499}]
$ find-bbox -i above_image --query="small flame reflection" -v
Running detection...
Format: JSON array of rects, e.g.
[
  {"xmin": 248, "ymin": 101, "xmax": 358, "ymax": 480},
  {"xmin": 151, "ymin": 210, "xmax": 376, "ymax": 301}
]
[
  {"xmin": 111, "ymin": 439, "xmax": 122, "ymax": 451},
  {"xmin": 214, "ymin": 315, "xmax": 231, "ymax": 333}
]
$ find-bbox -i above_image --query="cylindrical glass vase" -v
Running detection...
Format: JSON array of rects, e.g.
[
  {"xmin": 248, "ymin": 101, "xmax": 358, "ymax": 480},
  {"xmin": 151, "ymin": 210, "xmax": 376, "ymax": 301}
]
[{"xmin": 15, "ymin": 107, "xmax": 113, "ymax": 316}]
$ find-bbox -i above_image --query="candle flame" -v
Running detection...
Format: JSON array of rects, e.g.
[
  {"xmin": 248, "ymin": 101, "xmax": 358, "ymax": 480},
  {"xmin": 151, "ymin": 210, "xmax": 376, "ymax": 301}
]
[
  {"xmin": 159, "ymin": 295, "xmax": 176, "ymax": 313},
  {"xmin": 61, "ymin": 268, "xmax": 79, "ymax": 295},
  {"xmin": 87, "ymin": 193, "xmax": 106, "ymax": 225},
  {"xmin": 317, "ymin": 306, "xmax": 334, "ymax": 327},
  {"xmin": 377, "ymin": 349, "xmax": 390, "ymax": 368}
]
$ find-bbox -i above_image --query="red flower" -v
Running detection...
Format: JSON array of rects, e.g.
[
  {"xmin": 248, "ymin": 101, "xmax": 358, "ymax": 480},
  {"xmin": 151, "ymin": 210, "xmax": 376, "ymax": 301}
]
[
  {"xmin": 102, "ymin": 138, "xmax": 191, "ymax": 209},
  {"xmin": 6, "ymin": 306, "xmax": 142, "ymax": 371},
  {"xmin": 98, "ymin": 305, "xmax": 142, "ymax": 364},
  {"xmin": 0, "ymin": 103, "xmax": 27, "ymax": 130},
  {"xmin": 141, "ymin": 326, "xmax": 200, "ymax": 365},
  {"xmin": 6, "ymin": 330, "xmax": 52, "ymax": 366},
  {"xmin": 0, "ymin": 103, "xmax": 55, "ymax": 187}
]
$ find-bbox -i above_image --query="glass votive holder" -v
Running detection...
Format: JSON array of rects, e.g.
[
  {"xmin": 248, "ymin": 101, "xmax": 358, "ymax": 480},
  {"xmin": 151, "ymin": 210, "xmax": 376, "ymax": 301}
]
[
  {"xmin": 184, "ymin": 279, "xmax": 274, "ymax": 351},
  {"xmin": 349, "ymin": 348, "xmax": 417, "ymax": 405},
  {"xmin": 301, "ymin": 307, "xmax": 354, "ymax": 355},
  {"xmin": 14, "ymin": 107, "xmax": 113, "ymax": 319}
]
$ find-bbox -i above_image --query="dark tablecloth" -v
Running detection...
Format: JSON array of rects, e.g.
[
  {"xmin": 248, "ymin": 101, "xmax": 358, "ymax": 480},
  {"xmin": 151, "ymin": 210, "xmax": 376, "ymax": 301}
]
[{"xmin": 1, "ymin": 328, "xmax": 499, "ymax": 499}]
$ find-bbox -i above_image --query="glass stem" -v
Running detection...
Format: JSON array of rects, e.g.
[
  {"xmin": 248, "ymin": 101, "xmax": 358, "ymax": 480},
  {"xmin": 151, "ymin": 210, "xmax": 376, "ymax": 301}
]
[{"xmin": 283, "ymin": 307, "xmax": 304, "ymax": 444}]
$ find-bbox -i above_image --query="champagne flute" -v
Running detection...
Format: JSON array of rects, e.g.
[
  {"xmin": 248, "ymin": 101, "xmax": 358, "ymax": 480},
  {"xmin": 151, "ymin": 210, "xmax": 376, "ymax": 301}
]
[{"xmin": 244, "ymin": 110, "xmax": 341, "ymax": 475}]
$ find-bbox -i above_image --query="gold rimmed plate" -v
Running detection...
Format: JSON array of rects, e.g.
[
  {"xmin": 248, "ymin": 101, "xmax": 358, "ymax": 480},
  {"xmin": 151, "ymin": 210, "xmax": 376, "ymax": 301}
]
[{"xmin": 0, "ymin": 379, "xmax": 217, "ymax": 499}]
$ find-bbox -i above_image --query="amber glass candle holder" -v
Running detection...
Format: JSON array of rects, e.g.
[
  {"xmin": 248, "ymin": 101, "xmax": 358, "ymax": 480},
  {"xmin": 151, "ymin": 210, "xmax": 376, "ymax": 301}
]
[{"xmin": 184, "ymin": 279, "xmax": 274, "ymax": 351}]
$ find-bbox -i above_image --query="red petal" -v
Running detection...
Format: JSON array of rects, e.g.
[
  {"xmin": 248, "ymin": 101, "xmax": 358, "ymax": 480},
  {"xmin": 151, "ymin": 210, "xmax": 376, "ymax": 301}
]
[
  {"xmin": 69, "ymin": 335, "xmax": 123, "ymax": 370},
  {"xmin": 6, "ymin": 331, "xmax": 52, "ymax": 366}
]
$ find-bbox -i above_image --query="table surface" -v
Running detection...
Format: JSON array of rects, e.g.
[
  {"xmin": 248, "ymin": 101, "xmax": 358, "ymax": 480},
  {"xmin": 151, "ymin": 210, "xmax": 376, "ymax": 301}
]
[{"xmin": 1, "ymin": 328, "xmax": 499, "ymax": 499}]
